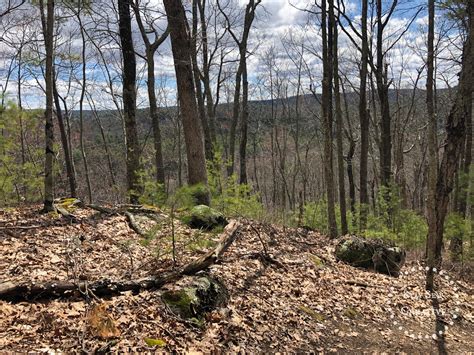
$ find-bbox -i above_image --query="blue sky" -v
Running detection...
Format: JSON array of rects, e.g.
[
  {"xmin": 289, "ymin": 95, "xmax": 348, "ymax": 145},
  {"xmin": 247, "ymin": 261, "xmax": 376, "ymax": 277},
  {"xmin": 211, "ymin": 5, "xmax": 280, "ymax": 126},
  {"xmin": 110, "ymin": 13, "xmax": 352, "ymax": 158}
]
[{"xmin": 0, "ymin": 0, "xmax": 463, "ymax": 110}]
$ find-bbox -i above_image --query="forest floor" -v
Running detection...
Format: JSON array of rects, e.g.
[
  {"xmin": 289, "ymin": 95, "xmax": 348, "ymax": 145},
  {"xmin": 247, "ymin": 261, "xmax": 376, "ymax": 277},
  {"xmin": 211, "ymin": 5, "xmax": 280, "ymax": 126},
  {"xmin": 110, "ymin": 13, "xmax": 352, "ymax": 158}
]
[{"xmin": 0, "ymin": 205, "xmax": 473, "ymax": 353}]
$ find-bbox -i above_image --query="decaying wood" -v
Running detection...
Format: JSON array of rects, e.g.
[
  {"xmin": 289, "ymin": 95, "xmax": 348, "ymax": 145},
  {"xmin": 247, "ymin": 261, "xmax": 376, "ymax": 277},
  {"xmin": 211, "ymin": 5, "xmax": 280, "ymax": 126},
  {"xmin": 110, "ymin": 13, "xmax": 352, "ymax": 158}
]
[
  {"xmin": 55, "ymin": 205, "xmax": 77, "ymax": 221},
  {"xmin": 124, "ymin": 211, "xmax": 146, "ymax": 237},
  {"xmin": 87, "ymin": 204, "xmax": 117, "ymax": 215},
  {"xmin": 0, "ymin": 220, "xmax": 241, "ymax": 302},
  {"xmin": 87, "ymin": 204, "xmax": 163, "ymax": 236}
]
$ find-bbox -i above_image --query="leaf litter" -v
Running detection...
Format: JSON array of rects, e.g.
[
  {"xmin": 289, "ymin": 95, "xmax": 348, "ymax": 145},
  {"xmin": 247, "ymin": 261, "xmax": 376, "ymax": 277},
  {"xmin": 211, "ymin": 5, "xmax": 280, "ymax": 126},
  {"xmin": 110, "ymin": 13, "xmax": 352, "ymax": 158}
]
[{"xmin": 0, "ymin": 205, "xmax": 473, "ymax": 352}]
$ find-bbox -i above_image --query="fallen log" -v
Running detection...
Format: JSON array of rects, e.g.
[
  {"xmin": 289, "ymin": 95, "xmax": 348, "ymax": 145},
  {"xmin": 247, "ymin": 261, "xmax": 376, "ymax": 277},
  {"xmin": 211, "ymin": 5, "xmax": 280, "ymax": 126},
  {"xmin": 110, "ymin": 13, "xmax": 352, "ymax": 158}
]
[
  {"xmin": 124, "ymin": 211, "xmax": 147, "ymax": 237},
  {"xmin": 0, "ymin": 220, "xmax": 241, "ymax": 302}
]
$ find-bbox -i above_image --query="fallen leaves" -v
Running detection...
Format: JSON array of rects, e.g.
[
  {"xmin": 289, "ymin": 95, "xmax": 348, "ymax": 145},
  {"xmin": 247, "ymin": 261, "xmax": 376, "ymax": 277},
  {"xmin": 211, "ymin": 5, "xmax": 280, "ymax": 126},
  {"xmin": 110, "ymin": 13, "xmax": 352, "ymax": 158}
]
[
  {"xmin": 86, "ymin": 303, "xmax": 120, "ymax": 339},
  {"xmin": 0, "ymin": 206, "xmax": 473, "ymax": 352}
]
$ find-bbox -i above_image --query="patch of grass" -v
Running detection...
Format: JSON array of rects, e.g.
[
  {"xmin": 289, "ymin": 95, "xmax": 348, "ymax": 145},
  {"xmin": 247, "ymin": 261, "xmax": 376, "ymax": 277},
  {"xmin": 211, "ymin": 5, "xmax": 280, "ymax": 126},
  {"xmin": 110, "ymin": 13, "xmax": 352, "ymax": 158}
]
[{"xmin": 186, "ymin": 232, "xmax": 217, "ymax": 252}]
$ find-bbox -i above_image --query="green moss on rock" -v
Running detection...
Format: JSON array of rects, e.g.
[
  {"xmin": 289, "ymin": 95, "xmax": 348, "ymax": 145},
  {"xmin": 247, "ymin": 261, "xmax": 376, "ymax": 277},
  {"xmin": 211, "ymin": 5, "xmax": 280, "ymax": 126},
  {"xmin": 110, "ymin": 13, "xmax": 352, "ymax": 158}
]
[
  {"xmin": 335, "ymin": 237, "xmax": 374, "ymax": 268},
  {"xmin": 161, "ymin": 275, "xmax": 228, "ymax": 324},
  {"xmin": 183, "ymin": 205, "xmax": 228, "ymax": 230}
]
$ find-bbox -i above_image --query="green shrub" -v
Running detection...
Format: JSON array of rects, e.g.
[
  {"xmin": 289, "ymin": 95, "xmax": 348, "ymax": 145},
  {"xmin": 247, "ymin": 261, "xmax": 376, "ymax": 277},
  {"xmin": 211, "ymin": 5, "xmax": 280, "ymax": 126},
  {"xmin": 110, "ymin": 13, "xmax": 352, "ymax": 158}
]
[
  {"xmin": 302, "ymin": 189, "xmax": 427, "ymax": 249},
  {"xmin": 444, "ymin": 212, "xmax": 470, "ymax": 242},
  {"xmin": 207, "ymin": 153, "xmax": 263, "ymax": 219},
  {"xmin": 0, "ymin": 104, "xmax": 43, "ymax": 205}
]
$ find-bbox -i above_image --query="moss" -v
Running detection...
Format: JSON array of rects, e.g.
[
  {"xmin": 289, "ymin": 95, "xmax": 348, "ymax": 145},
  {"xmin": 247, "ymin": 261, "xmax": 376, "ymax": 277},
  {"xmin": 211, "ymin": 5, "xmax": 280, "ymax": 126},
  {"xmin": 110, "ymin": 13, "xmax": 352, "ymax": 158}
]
[
  {"xmin": 161, "ymin": 276, "xmax": 228, "ymax": 324},
  {"xmin": 183, "ymin": 205, "xmax": 228, "ymax": 230},
  {"xmin": 335, "ymin": 237, "xmax": 374, "ymax": 268},
  {"xmin": 56, "ymin": 198, "xmax": 81, "ymax": 212},
  {"xmin": 308, "ymin": 254, "xmax": 325, "ymax": 269},
  {"xmin": 161, "ymin": 288, "xmax": 198, "ymax": 319},
  {"xmin": 144, "ymin": 338, "xmax": 166, "ymax": 347},
  {"xmin": 299, "ymin": 306, "xmax": 325, "ymax": 322},
  {"xmin": 142, "ymin": 204, "xmax": 161, "ymax": 212},
  {"xmin": 343, "ymin": 307, "xmax": 359, "ymax": 319}
]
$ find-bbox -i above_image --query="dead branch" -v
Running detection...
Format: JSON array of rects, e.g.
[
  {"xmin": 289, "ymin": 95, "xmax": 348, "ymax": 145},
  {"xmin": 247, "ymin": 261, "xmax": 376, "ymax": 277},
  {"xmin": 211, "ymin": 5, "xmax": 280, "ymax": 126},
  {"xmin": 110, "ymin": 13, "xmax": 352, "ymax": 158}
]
[
  {"xmin": 0, "ymin": 220, "xmax": 241, "ymax": 302},
  {"xmin": 124, "ymin": 211, "xmax": 146, "ymax": 237}
]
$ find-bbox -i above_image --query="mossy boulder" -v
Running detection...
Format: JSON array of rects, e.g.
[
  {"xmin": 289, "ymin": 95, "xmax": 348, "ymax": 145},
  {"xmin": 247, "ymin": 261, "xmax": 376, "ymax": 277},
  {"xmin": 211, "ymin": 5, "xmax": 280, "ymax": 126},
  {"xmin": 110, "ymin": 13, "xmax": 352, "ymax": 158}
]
[
  {"xmin": 334, "ymin": 237, "xmax": 374, "ymax": 268},
  {"xmin": 184, "ymin": 205, "xmax": 228, "ymax": 230},
  {"xmin": 335, "ymin": 235, "xmax": 406, "ymax": 276},
  {"xmin": 161, "ymin": 275, "xmax": 228, "ymax": 323}
]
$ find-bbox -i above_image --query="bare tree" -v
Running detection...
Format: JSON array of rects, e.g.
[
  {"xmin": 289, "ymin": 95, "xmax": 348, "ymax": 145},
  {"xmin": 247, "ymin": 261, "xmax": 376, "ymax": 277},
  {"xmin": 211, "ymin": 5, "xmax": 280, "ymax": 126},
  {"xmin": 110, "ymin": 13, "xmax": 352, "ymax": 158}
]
[
  {"xmin": 321, "ymin": 0, "xmax": 337, "ymax": 237},
  {"xmin": 133, "ymin": 0, "xmax": 168, "ymax": 186},
  {"xmin": 0, "ymin": 0, "xmax": 25, "ymax": 18},
  {"xmin": 118, "ymin": 0, "xmax": 143, "ymax": 203},
  {"xmin": 426, "ymin": 1, "xmax": 473, "ymax": 290},
  {"xmin": 333, "ymin": 20, "xmax": 348, "ymax": 235},
  {"xmin": 39, "ymin": 0, "xmax": 55, "ymax": 212},
  {"xmin": 426, "ymin": 0, "xmax": 437, "ymax": 261},
  {"xmin": 218, "ymin": 0, "xmax": 261, "ymax": 183},
  {"xmin": 163, "ymin": 0, "xmax": 210, "ymax": 205}
]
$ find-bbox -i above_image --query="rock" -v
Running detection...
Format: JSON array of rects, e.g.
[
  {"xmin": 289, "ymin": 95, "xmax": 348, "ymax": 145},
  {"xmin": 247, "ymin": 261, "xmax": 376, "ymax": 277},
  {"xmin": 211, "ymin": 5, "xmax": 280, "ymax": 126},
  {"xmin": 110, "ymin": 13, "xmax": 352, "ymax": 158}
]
[
  {"xmin": 184, "ymin": 205, "xmax": 228, "ymax": 230},
  {"xmin": 335, "ymin": 235, "xmax": 406, "ymax": 276},
  {"xmin": 334, "ymin": 236, "xmax": 374, "ymax": 268},
  {"xmin": 372, "ymin": 246, "xmax": 406, "ymax": 276},
  {"xmin": 161, "ymin": 275, "xmax": 228, "ymax": 324}
]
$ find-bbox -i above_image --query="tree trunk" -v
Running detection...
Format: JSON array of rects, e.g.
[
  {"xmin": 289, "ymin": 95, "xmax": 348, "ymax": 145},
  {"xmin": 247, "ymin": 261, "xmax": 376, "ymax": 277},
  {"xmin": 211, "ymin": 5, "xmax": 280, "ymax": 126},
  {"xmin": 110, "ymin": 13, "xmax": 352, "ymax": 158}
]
[
  {"xmin": 376, "ymin": 0, "xmax": 392, "ymax": 191},
  {"xmin": 359, "ymin": 0, "xmax": 369, "ymax": 231},
  {"xmin": 239, "ymin": 61, "xmax": 249, "ymax": 184},
  {"xmin": 333, "ymin": 21, "xmax": 348, "ymax": 235},
  {"xmin": 132, "ymin": 3, "xmax": 167, "ymax": 186},
  {"xmin": 426, "ymin": 0, "xmax": 438, "ymax": 261},
  {"xmin": 53, "ymin": 78, "xmax": 76, "ymax": 198},
  {"xmin": 426, "ymin": 2, "xmax": 473, "ymax": 290},
  {"xmin": 118, "ymin": 0, "xmax": 142, "ymax": 204},
  {"xmin": 39, "ymin": 0, "xmax": 55, "ymax": 213},
  {"xmin": 191, "ymin": 0, "xmax": 213, "ymax": 161},
  {"xmin": 77, "ymin": 8, "xmax": 92, "ymax": 204},
  {"xmin": 164, "ymin": 0, "xmax": 210, "ymax": 205},
  {"xmin": 0, "ymin": 220, "xmax": 240, "ymax": 302},
  {"xmin": 322, "ymin": 0, "xmax": 338, "ymax": 238},
  {"xmin": 147, "ymin": 50, "xmax": 166, "ymax": 185}
]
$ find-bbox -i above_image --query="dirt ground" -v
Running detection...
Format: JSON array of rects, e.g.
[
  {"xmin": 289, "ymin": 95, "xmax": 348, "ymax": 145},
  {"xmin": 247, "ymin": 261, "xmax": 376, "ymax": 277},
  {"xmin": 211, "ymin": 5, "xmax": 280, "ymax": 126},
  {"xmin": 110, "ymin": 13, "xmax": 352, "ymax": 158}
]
[{"xmin": 1, "ymin": 205, "xmax": 473, "ymax": 352}]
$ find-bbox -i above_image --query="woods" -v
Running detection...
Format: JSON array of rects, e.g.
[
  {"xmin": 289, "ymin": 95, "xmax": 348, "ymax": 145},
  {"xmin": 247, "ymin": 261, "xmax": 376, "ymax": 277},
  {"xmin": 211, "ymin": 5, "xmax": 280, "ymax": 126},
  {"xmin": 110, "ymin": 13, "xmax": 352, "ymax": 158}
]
[{"xmin": 0, "ymin": 0, "xmax": 473, "ymax": 352}]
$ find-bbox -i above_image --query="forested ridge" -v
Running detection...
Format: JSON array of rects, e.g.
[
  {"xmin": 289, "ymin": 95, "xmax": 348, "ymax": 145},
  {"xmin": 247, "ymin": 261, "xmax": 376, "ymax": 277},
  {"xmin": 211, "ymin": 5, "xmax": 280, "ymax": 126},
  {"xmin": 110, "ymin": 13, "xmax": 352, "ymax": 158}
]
[{"xmin": 0, "ymin": 0, "xmax": 472, "ymax": 352}]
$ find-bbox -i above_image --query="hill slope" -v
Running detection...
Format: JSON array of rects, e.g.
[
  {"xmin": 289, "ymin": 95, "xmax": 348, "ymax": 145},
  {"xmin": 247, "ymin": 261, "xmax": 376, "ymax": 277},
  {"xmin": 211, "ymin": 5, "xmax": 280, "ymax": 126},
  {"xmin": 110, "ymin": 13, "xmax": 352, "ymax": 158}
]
[{"xmin": 0, "ymin": 205, "xmax": 473, "ymax": 352}]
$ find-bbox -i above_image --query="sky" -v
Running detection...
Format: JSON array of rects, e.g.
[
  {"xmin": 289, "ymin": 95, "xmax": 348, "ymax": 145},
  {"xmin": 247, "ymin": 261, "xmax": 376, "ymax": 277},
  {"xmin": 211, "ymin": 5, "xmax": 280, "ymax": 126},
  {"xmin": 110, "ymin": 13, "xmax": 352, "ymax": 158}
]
[{"xmin": 0, "ymin": 0, "xmax": 463, "ymax": 110}]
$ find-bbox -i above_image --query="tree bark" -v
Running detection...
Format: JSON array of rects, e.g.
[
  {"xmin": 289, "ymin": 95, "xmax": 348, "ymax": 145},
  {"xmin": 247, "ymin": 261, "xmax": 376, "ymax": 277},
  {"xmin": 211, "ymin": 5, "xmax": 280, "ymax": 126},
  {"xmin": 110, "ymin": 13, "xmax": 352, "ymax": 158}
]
[
  {"xmin": 118, "ymin": 0, "xmax": 142, "ymax": 204},
  {"xmin": 333, "ymin": 21, "xmax": 348, "ymax": 235},
  {"xmin": 164, "ymin": 0, "xmax": 210, "ymax": 205},
  {"xmin": 426, "ymin": 0, "xmax": 438, "ymax": 261},
  {"xmin": 191, "ymin": 0, "xmax": 213, "ymax": 161},
  {"xmin": 39, "ymin": 0, "xmax": 55, "ymax": 213},
  {"xmin": 77, "ymin": 6, "xmax": 92, "ymax": 204},
  {"xmin": 426, "ymin": 2, "xmax": 473, "ymax": 290},
  {"xmin": 132, "ymin": 2, "xmax": 167, "ymax": 185},
  {"xmin": 359, "ymin": 0, "xmax": 369, "ymax": 231},
  {"xmin": 322, "ymin": 0, "xmax": 338, "ymax": 238},
  {"xmin": 53, "ymin": 78, "xmax": 77, "ymax": 198}
]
